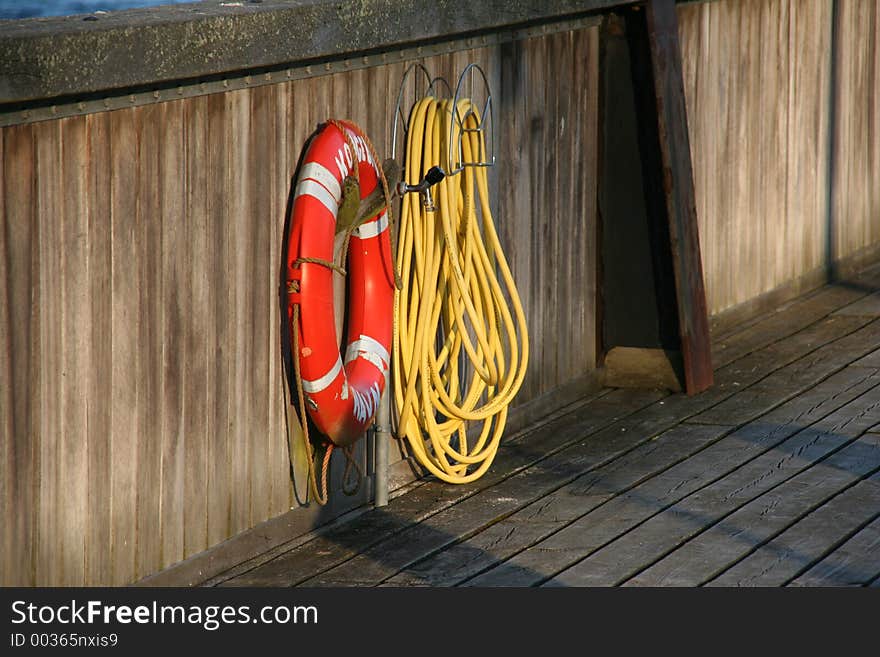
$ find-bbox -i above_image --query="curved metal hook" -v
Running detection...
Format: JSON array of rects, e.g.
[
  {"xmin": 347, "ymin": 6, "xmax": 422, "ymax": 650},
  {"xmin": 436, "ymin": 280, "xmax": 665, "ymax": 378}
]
[
  {"xmin": 448, "ymin": 63, "xmax": 495, "ymax": 176},
  {"xmin": 391, "ymin": 63, "xmax": 434, "ymax": 160}
]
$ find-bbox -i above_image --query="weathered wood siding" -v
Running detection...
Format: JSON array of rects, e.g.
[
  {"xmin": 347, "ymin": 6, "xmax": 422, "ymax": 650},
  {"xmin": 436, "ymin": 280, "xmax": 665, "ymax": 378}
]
[
  {"xmin": 678, "ymin": 0, "xmax": 835, "ymax": 315},
  {"xmin": 831, "ymin": 0, "xmax": 880, "ymax": 262},
  {"xmin": 0, "ymin": 26, "xmax": 599, "ymax": 585},
  {"xmin": 497, "ymin": 33, "xmax": 600, "ymax": 401},
  {"xmin": 4, "ymin": 0, "xmax": 880, "ymax": 587}
]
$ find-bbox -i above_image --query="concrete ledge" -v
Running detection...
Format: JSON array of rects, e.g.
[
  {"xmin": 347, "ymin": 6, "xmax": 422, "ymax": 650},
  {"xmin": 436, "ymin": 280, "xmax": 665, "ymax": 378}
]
[{"xmin": 0, "ymin": 0, "xmax": 634, "ymax": 106}]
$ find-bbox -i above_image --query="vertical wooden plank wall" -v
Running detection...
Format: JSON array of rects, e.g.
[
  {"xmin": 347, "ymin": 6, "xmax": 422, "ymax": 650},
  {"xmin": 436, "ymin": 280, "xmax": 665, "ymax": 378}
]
[
  {"xmin": 0, "ymin": 26, "xmax": 600, "ymax": 585},
  {"xmin": 4, "ymin": 0, "xmax": 877, "ymax": 585},
  {"xmin": 497, "ymin": 31, "xmax": 600, "ymax": 402},
  {"xmin": 677, "ymin": 0, "xmax": 835, "ymax": 315},
  {"xmin": 832, "ymin": 0, "xmax": 880, "ymax": 261}
]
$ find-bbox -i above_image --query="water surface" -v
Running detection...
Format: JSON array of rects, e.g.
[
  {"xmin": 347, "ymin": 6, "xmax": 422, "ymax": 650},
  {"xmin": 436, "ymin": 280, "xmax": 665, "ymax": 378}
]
[{"xmin": 0, "ymin": 1, "xmax": 205, "ymax": 20}]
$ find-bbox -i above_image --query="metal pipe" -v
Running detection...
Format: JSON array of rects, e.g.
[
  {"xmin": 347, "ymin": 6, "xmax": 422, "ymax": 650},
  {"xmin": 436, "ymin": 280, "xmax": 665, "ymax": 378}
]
[{"xmin": 374, "ymin": 387, "xmax": 390, "ymax": 507}]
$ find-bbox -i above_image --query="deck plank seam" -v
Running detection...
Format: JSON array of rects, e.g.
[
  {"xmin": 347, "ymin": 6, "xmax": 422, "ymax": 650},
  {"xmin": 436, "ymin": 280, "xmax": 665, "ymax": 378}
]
[
  {"xmin": 615, "ymin": 419, "xmax": 880, "ymax": 586},
  {"xmin": 699, "ymin": 462, "xmax": 880, "ymax": 586},
  {"xmin": 781, "ymin": 508, "xmax": 880, "ymax": 587},
  {"xmin": 534, "ymin": 419, "xmax": 880, "ymax": 587},
  {"xmin": 459, "ymin": 377, "xmax": 880, "ymax": 587}
]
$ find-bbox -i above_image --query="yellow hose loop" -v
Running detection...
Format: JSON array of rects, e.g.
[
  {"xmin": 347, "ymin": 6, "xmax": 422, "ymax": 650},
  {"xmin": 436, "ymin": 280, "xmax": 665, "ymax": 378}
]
[{"xmin": 393, "ymin": 95, "xmax": 529, "ymax": 484}]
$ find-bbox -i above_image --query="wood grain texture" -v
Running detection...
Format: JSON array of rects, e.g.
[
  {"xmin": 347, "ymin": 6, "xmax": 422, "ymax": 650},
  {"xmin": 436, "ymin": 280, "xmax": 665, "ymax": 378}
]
[
  {"xmin": 467, "ymin": 318, "xmax": 880, "ymax": 586},
  {"xmin": 220, "ymin": 386, "xmax": 663, "ymax": 587},
  {"xmin": 182, "ymin": 94, "xmax": 211, "ymax": 558},
  {"xmin": 577, "ymin": 433, "xmax": 880, "ymax": 587},
  {"xmin": 382, "ymin": 422, "xmax": 728, "ymax": 586},
  {"xmin": 705, "ymin": 445, "xmax": 880, "ymax": 586},
  {"xmin": 135, "ymin": 102, "xmax": 162, "ymax": 582},
  {"xmin": 589, "ymin": 373, "xmax": 880, "ymax": 586},
  {"xmin": 455, "ymin": 367, "xmax": 880, "ymax": 588},
  {"xmin": 788, "ymin": 513, "xmax": 880, "ymax": 586},
  {"xmin": 2, "ymin": 123, "xmax": 39, "ymax": 586},
  {"xmin": 646, "ymin": 0, "xmax": 713, "ymax": 394},
  {"xmin": 625, "ymin": 389, "xmax": 880, "ymax": 586},
  {"xmin": 60, "ymin": 115, "xmax": 90, "ymax": 586},
  {"xmin": 107, "ymin": 109, "xmax": 139, "ymax": 586},
  {"xmin": 677, "ymin": 0, "xmax": 834, "ymax": 315},
  {"xmin": 831, "ymin": 0, "xmax": 880, "ymax": 263},
  {"xmin": 0, "ymin": 26, "xmax": 600, "ymax": 585},
  {"xmin": 34, "ymin": 119, "xmax": 62, "ymax": 586},
  {"xmin": 85, "ymin": 112, "xmax": 112, "ymax": 586}
]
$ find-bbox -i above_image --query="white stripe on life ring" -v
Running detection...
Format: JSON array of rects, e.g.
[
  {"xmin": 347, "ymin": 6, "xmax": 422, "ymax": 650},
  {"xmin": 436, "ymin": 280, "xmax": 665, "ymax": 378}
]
[
  {"xmin": 301, "ymin": 355, "xmax": 343, "ymax": 393},
  {"xmin": 295, "ymin": 178, "xmax": 339, "ymax": 217},
  {"xmin": 354, "ymin": 211, "xmax": 389, "ymax": 240},
  {"xmin": 298, "ymin": 161, "xmax": 342, "ymax": 203},
  {"xmin": 345, "ymin": 334, "xmax": 390, "ymax": 373}
]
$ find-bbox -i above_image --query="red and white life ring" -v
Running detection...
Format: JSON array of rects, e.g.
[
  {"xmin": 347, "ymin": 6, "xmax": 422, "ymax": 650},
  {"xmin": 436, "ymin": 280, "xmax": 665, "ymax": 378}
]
[{"xmin": 286, "ymin": 121, "xmax": 395, "ymax": 447}]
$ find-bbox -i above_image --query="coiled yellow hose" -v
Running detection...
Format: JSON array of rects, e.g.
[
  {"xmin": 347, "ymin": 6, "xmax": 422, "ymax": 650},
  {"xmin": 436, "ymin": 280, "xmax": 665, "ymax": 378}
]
[{"xmin": 393, "ymin": 96, "xmax": 529, "ymax": 484}]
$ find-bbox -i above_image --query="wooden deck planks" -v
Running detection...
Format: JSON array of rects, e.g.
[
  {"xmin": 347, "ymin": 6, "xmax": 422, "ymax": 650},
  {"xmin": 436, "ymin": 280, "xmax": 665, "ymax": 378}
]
[
  {"xmin": 625, "ymin": 425, "xmax": 880, "ymax": 586},
  {"xmin": 227, "ymin": 292, "xmax": 873, "ymax": 586},
  {"xmin": 689, "ymin": 318, "xmax": 880, "ymax": 425},
  {"xmin": 473, "ymin": 389, "xmax": 880, "ymax": 588},
  {"xmin": 398, "ymin": 366, "xmax": 880, "ymax": 586},
  {"xmin": 710, "ymin": 285, "xmax": 866, "ymax": 369},
  {"xmin": 706, "ymin": 469, "xmax": 880, "ymax": 587},
  {"xmin": 382, "ymin": 422, "xmax": 730, "ymax": 586},
  {"xmin": 789, "ymin": 514, "xmax": 880, "ymax": 587},
  {"xmin": 300, "ymin": 423, "xmax": 729, "ymax": 586},
  {"xmin": 548, "ymin": 381, "xmax": 880, "ymax": 586},
  {"xmin": 217, "ymin": 271, "xmax": 880, "ymax": 587}
]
